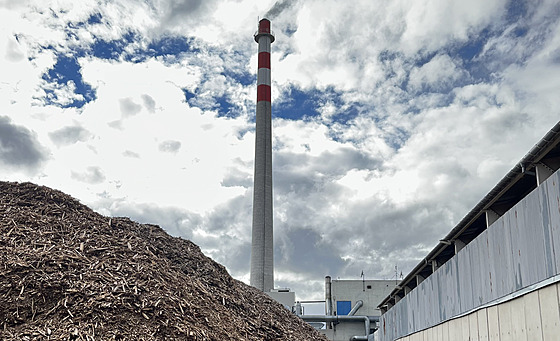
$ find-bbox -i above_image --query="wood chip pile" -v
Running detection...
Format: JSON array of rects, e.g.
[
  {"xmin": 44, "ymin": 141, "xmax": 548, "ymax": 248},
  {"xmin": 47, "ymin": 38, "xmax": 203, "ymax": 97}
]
[{"xmin": 0, "ymin": 181, "xmax": 328, "ymax": 341}]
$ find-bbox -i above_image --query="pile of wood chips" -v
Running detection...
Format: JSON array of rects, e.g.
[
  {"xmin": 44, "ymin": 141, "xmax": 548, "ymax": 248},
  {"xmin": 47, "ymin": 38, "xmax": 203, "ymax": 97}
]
[{"xmin": 0, "ymin": 181, "xmax": 328, "ymax": 341}]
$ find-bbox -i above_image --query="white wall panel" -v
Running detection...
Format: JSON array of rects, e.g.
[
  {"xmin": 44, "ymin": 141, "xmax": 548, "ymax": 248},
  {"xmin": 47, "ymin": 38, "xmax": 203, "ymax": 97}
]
[
  {"xmin": 432, "ymin": 323, "xmax": 441, "ymax": 341},
  {"xmin": 539, "ymin": 283, "xmax": 560, "ymax": 341},
  {"xmin": 486, "ymin": 305, "xmax": 500, "ymax": 341},
  {"xmin": 469, "ymin": 312, "xmax": 479, "ymax": 341},
  {"xmin": 510, "ymin": 295, "xmax": 527, "ymax": 341},
  {"xmin": 498, "ymin": 300, "xmax": 513, "ymax": 341},
  {"xmin": 523, "ymin": 290, "xmax": 543, "ymax": 341},
  {"xmin": 477, "ymin": 308, "xmax": 489, "ymax": 341},
  {"xmin": 448, "ymin": 318, "xmax": 462, "ymax": 340},
  {"xmin": 440, "ymin": 320, "xmax": 449, "ymax": 341},
  {"xmin": 460, "ymin": 313, "xmax": 471, "ymax": 341}
]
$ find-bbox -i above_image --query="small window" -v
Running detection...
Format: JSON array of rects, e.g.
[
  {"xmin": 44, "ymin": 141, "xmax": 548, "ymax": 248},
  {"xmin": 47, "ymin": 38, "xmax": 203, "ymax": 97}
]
[
  {"xmin": 367, "ymin": 285, "xmax": 372, "ymax": 289},
  {"xmin": 336, "ymin": 301, "xmax": 352, "ymax": 315}
]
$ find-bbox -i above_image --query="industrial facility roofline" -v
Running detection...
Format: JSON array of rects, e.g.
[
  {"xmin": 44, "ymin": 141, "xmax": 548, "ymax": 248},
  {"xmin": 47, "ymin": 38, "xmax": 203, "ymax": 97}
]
[{"xmin": 378, "ymin": 120, "xmax": 560, "ymax": 311}]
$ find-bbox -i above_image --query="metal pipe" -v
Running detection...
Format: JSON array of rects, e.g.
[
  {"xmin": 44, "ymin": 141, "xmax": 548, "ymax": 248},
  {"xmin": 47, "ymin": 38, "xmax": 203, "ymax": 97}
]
[
  {"xmin": 300, "ymin": 315, "xmax": 379, "ymax": 340},
  {"xmin": 294, "ymin": 301, "xmax": 303, "ymax": 316},
  {"xmin": 348, "ymin": 300, "xmax": 363, "ymax": 316},
  {"xmin": 325, "ymin": 276, "xmax": 332, "ymax": 329},
  {"xmin": 350, "ymin": 336, "xmax": 369, "ymax": 341}
]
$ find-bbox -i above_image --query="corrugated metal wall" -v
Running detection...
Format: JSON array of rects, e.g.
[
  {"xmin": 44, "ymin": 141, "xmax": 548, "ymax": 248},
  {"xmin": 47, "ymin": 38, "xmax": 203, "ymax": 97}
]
[{"xmin": 379, "ymin": 169, "xmax": 560, "ymax": 341}]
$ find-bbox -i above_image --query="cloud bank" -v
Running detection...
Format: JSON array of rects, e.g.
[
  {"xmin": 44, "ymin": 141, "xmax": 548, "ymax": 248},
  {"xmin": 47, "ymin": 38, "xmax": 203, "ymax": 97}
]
[{"xmin": 1, "ymin": 0, "xmax": 559, "ymax": 299}]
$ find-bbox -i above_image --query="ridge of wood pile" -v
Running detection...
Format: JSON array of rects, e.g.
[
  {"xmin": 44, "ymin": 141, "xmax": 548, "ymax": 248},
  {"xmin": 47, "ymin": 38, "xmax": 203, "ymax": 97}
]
[{"xmin": 0, "ymin": 181, "xmax": 328, "ymax": 341}]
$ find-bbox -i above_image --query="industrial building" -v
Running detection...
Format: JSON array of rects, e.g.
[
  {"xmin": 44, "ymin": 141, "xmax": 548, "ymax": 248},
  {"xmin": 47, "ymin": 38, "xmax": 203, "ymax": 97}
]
[
  {"xmin": 376, "ymin": 121, "xmax": 560, "ymax": 340},
  {"xmin": 299, "ymin": 277, "xmax": 396, "ymax": 341}
]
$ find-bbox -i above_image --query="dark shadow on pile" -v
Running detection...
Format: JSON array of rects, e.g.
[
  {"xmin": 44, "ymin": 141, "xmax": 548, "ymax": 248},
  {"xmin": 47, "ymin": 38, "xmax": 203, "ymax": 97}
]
[{"xmin": 0, "ymin": 181, "xmax": 328, "ymax": 341}]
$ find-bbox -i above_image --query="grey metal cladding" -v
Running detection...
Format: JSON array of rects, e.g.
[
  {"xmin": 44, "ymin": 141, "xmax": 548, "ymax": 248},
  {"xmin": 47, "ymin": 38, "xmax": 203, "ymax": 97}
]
[
  {"xmin": 544, "ymin": 171, "xmax": 560, "ymax": 274},
  {"xmin": 379, "ymin": 168, "xmax": 560, "ymax": 341}
]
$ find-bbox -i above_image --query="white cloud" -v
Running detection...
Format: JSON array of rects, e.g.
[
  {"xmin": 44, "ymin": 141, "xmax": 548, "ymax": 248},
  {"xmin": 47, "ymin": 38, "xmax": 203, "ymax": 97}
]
[
  {"xmin": 0, "ymin": 115, "xmax": 47, "ymax": 175},
  {"xmin": 401, "ymin": 0, "xmax": 507, "ymax": 53},
  {"xmin": 408, "ymin": 54, "xmax": 467, "ymax": 91},
  {"xmin": 2, "ymin": 0, "xmax": 560, "ymax": 301}
]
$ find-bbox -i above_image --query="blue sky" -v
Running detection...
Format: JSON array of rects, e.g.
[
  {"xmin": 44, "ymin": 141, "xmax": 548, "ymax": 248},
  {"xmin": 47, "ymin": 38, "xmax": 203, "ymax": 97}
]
[{"xmin": 1, "ymin": 0, "xmax": 560, "ymax": 300}]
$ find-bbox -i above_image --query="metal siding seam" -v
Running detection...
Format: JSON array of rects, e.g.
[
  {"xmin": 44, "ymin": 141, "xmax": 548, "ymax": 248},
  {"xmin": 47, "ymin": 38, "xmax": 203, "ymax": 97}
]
[
  {"xmin": 510, "ymin": 199, "xmax": 525, "ymax": 291},
  {"xmin": 539, "ymin": 180, "xmax": 557, "ymax": 277},
  {"xmin": 414, "ymin": 281, "xmax": 421, "ymax": 331},
  {"xmin": 477, "ymin": 230, "xmax": 491, "ymax": 305},
  {"xmin": 424, "ymin": 276, "xmax": 437, "ymax": 329},
  {"xmin": 430, "ymin": 271, "xmax": 437, "ymax": 327},
  {"xmin": 500, "ymin": 211, "xmax": 515, "ymax": 297},
  {"xmin": 407, "ymin": 284, "xmax": 414, "ymax": 333},
  {"xmin": 458, "ymin": 242, "xmax": 474, "ymax": 312},
  {"xmin": 434, "ymin": 269, "xmax": 443, "ymax": 326},
  {"xmin": 545, "ymin": 171, "xmax": 560, "ymax": 275},
  {"xmin": 391, "ymin": 307, "xmax": 397, "ymax": 341},
  {"xmin": 471, "ymin": 237, "xmax": 484, "ymax": 306},
  {"xmin": 439, "ymin": 262, "xmax": 453, "ymax": 320},
  {"xmin": 452, "ymin": 257, "xmax": 461, "ymax": 317},
  {"xmin": 442, "ymin": 259, "xmax": 456, "ymax": 319},
  {"xmin": 487, "ymin": 219, "xmax": 501, "ymax": 302},
  {"xmin": 526, "ymin": 189, "xmax": 548, "ymax": 284}
]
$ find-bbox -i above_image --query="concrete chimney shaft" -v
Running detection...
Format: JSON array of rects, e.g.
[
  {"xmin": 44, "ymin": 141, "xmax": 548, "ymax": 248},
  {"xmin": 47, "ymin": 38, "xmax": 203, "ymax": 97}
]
[{"xmin": 250, "ymin": 18, "xmax": 274, "ymax": 292}]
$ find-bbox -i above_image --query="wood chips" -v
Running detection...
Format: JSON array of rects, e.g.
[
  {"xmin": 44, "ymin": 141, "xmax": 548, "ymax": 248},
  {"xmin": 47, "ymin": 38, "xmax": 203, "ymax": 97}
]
[{"xmin": 0, "ymin": 181, "xmax": 328, "ymax": 341}]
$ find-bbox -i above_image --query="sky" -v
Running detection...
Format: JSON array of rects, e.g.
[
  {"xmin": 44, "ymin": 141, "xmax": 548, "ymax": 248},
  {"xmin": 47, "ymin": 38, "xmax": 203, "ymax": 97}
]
[{"xmin": 1, "ymin": 0, "xmax": 560, "ymax": 302}]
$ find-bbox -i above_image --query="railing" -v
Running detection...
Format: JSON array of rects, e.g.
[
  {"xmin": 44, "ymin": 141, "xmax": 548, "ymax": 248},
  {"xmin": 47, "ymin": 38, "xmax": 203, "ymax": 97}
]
[{"xmin": 254, "ymin": 30, "xmax": 275, "ymax": 37}]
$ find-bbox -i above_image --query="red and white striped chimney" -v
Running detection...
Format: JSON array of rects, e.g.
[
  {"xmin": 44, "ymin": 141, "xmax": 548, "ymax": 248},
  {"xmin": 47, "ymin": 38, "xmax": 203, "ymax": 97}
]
[{"xmin": 250, "ymin": 18, "xmax": 275, "ymax": 292}]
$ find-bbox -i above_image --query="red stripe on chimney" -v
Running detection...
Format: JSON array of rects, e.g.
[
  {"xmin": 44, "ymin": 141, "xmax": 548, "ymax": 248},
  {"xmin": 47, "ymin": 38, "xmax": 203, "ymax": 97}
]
[
  {"xmin": 259, "ymin": 19, "xmax": 270, "ymax": 33},
  {"xmin": 257, "ymin": 84, "xmax": 271, "ymax": 102},
  {"xmin": 258, "ymin": 52, "xmax": 271, "ymax": 69}
]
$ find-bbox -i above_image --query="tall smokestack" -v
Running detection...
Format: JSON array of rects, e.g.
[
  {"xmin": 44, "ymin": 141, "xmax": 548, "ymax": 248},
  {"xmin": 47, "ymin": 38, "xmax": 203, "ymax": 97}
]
[{"xmin": 250, "ymin": 18, "xmax": 275, "ymax": 292}]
